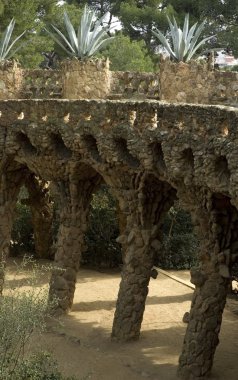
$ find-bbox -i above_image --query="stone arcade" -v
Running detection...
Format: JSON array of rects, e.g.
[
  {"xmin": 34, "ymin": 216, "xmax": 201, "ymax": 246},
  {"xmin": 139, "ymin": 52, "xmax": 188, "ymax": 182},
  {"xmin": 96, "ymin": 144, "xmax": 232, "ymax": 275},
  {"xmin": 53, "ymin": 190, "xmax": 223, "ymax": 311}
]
[{"xmin": 0, "ymin": 97, "xmax": 237, "ymax": 379}]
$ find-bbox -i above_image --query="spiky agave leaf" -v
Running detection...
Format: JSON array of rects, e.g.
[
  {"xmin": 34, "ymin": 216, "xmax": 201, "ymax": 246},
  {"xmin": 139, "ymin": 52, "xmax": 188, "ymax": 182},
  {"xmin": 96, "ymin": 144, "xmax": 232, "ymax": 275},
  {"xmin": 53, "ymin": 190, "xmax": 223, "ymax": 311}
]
[
  {"xmin": 153, "ymin": 13, "xmax": 213, "ymax": 62},
  {"xmin": 0, "ymin": 19, "xmax": 26, "ymax": 62},
  {"xmin": 45, "ymin": 5, "xmax": 114, "ymax": 60}
]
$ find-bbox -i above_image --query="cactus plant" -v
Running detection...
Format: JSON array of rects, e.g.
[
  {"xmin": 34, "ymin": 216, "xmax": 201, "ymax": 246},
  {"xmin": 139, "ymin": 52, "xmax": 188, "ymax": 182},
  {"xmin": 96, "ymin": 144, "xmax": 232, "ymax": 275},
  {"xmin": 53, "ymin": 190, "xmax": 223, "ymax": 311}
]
[{"xmin": 153, "ymin": 14, "xmax": 213, "ymax": 62}]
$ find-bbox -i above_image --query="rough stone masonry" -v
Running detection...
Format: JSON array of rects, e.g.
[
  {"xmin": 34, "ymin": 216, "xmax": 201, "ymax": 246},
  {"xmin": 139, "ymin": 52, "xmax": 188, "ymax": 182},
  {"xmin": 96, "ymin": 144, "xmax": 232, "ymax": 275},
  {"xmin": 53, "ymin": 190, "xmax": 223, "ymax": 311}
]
[{"xmin": 0, "ymin": 98, "xmax": 238, "ymax": 379}]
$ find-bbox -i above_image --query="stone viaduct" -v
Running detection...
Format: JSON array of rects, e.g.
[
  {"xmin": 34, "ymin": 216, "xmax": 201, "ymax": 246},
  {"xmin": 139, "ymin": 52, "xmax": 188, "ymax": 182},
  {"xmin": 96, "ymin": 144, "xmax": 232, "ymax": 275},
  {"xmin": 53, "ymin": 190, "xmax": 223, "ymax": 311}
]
[{"xmin": 0, "ymin": 61, "xmax": 238, "ymax": 379}]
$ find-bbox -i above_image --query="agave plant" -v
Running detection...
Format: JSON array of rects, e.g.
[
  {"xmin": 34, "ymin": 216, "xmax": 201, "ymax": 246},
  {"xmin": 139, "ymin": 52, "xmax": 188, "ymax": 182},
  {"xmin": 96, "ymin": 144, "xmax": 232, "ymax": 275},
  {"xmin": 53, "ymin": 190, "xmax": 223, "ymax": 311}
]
[
  {"xmin": 152, "ymin": 14, "xmax": 213, "ymax": 62},
  {"xmin": 45, "ymin": 5, "xmax": 114, "ymax": 60},
  {"xmin": 0, "ymin": 19, "xmax": 26, "ymax": 62}
]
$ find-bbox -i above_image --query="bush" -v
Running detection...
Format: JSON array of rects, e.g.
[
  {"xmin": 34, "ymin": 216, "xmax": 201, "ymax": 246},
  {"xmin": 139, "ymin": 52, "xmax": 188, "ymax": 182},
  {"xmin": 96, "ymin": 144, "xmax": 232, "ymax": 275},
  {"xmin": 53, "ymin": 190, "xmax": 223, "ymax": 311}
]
[
  {"xmin": 83, "ymin": 185, "xmax": 122, "ymax": 268},
  {"xmin": 11, "ymin": 202, "xmax": 34, "ymax": 255},
  {"xmin": 13, "ymin": 352, "xmax": 76, "ymax": 380},
  {"xmin": 155, "ymin": 206, "xmax": 199, "ymax": 269},
  {"xmin": 0, "ymin": 257, "xmax": 78, "ymax": 380}
]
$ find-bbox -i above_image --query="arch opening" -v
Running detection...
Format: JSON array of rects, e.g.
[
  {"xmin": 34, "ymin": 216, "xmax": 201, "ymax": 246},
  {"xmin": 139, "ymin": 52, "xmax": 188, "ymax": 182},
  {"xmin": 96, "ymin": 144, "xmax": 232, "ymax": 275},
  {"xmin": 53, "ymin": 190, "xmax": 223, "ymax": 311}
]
[
  {"xmin": 16, "ymin": 132, "xmax": 37, "ymax": 156},
  {"xmin": 114, "ymin": 137, "xmax": 140, "ymax": 168},
  {"xmin": 150, "ymin": 141, "xmax": 166, "ymax": 172},
  {"xmin": 214, "ymin": 156, "xmax": 230, "ymax": 185},
  {"xmin": 181, "ymin": 147, "xmax": 194, "ymax": 170},
  {"xmin": 50, "ymin": 133, "xmax": 72, "ymax": 159},
  {"xmin": 81, "ymin": 134, "xmax": 102, "ymax": 163}
]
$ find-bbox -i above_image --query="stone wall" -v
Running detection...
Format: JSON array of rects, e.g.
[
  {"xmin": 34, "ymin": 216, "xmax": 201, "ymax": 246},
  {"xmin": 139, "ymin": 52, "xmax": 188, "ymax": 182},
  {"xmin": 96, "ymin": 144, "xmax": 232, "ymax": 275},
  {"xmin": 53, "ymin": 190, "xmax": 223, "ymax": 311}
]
[
  {"xmin": 61, "ymin": 58, "xmax": 111, "ymax": 99},
  {"xmin": 0, "ymin": 61, "xmax": 23, "ymax": 99},
  {"xmin": 23, "ymin": 69, "xmax": 62, "ymax": 99},
  {"xmin": 160, "ymin": 56, "xmax": 238, "ymax": 106},
  {"xmin": 3, "ymin": 58, "xmax": 238, "ymax": 106},
  {"xmin": 21, "ymin": 68, "xmax": 160, "ymax": 100},
  {"xmin": 110, "ymin": 71, "xmax": 160, "ymax": 99}
]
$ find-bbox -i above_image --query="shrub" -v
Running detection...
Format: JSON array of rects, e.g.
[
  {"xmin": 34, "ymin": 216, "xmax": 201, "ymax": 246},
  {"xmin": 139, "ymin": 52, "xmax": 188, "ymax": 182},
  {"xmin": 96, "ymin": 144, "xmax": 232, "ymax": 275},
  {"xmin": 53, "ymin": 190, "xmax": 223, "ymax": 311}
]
[
  {"xmin": 11, "ymin": 201, "xmax": 34, "ymax": 255},
  {"xmin": 155, "ymin": 206, "xmax": 199, "ymax": 269},
  {"xmin": 11, "ymin": 351, "xmax": 75, "ymax": 380},
  {"xmin": 83, "ymin": 185, "xmax": 121, "ymax": 268},
  {"xmin": 0, "ymin": 257, "xmax": 58, "ymax": 379}
]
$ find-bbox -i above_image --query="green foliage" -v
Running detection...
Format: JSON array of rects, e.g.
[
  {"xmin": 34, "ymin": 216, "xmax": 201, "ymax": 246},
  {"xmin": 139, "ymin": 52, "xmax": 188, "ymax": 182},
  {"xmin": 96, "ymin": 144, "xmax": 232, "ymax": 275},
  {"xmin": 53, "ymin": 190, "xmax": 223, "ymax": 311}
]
[
  {"xmin": 11, "ymin": 201, "xmax": 34, "ymax": 255},
  {"xmin": 83, "ymin": 185, "xmax": 121, "ymax": 268},
  {"xmin": 153, "ymin": 14, "xmax": 213, "ymax": 62},
  {"xmin": 97, "ymin": 33, "xmax": 155, "ymax": 72},
  {"xmin": 0, "ymin": 1, "xmax": 84, "ymax": 67},
  {"xmin": 155, "ymin": 207, "xmax": 199, "ymax": 269},
  {"xmin": 0, "ymin": 258, "xmax": 77, "ymax": 380},
  {"xmin": 0, "ymin": 258, "xmax": 52, "ymax": 378},
  {"xmin": 15, "ymin": 352, "xmax": 76, "ymax": 380},
  {"xmin": 118, "ymin": 0, "xmax": 174, "ymax": 53},
  {"xmin": 45, "ymin": 5, "xmax": 114, "ymax": 60},
  {"xmin": 0, "ymin": 0, "xmax": 54, "ymax": 67},
  {"xmin": 0, "ymin": 19, "xmax": 26, "ymax": 62}
]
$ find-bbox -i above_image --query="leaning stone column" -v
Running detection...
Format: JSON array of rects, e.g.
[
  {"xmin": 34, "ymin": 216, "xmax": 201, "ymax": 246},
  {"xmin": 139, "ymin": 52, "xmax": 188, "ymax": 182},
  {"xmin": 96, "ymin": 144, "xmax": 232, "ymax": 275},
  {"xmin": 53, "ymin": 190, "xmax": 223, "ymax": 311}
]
[
  {"xmin": 112, "ymin": 221, "xmax": 155, "ymax": 341},
  {"xmin": 25, "ymin": 175, "xmax": 53, "ymax": 259},
  {"xmin": 112, "ymin": 176, "xmax": 175, "ymax": 341},
  {"xmin": 178, "ymin": 190, "xmax": 238, "ymax": 379},
  {"xmin": 49, "ymin": 176, "xmax": 100, "ymax": 313},
  {"xmin": 0, "ymin": 169, "xmax": 25, "ymax": 292}
]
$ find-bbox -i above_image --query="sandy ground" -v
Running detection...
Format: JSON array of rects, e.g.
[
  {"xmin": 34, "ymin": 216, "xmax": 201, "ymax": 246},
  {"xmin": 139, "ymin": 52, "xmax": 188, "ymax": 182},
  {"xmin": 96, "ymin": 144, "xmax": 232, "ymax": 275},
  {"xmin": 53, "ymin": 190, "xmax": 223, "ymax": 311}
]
[{"xmin": 5, "ymin": 261, "xmax": 238, "ymax": 380}]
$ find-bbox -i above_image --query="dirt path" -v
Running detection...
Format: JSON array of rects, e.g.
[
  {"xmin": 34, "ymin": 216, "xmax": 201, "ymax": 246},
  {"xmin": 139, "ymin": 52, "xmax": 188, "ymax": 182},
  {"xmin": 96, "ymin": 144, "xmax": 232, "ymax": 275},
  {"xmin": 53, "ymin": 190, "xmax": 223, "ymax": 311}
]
[{"xmin": 6, "ymin": 263, "xmax": 238, "ymax": 380}]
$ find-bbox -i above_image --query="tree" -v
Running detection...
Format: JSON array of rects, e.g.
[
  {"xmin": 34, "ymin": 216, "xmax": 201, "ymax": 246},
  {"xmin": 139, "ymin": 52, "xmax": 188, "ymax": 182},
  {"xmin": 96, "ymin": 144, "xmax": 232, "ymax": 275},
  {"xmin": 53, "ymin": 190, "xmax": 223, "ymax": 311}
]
[
  {"xmin": 0, "ymin": 0, "xmax": 83, "ymax": 68},
  {"xmin": 117, "ymin": 0, "xmax": 175, "ymax": 53},
  {"xmin": 167, "ymin": 0, "xmax": 238, "ymax": 55},
  {"xmin": 66, "ymin": 0, "xmax": 124, "ymax": 19},
  {"xmin": 98, "ymin": 33, "xmax": 155, "ymax": 71}
]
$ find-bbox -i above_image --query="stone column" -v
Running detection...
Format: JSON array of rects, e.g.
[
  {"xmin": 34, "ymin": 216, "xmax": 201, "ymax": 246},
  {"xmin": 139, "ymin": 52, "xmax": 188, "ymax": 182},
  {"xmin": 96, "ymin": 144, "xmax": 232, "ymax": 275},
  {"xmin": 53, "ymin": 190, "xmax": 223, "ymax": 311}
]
[
  {"xmin": 178, "ymin": 190, "xmax": 238, "ymax": 379},
  {"xmin": 0, "ymin": 168, "xmax": 26, "ymax": 292},
  {"xmin": 112, "ymin": 175, "xmax": 175, "ymax": 341},
  {"xmin": 48, "ymin": 176, "xmax": 100, "ymax": 313},
  {"xmin": 25, "ymin": 175, "xmax": 53, "ymax": 259}
]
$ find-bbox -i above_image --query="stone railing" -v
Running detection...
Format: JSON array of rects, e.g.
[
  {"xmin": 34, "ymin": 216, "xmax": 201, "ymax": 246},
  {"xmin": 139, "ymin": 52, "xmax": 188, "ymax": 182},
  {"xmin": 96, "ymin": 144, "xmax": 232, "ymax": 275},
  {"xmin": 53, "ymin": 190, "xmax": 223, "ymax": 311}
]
[
  {"xmin": 20, "ymin": 69, "xmax": 160, "ymax": 100},
  {"xmin": 11, "ymin": 61, "xmax": 238, "ymax": 106},
  {"xmin": 22, "ymin": 70, "xmax": 62, "ymax": 99},
  {"xmin": 110, "ymin": 71, "xmax": 160, "ymax": 99}
]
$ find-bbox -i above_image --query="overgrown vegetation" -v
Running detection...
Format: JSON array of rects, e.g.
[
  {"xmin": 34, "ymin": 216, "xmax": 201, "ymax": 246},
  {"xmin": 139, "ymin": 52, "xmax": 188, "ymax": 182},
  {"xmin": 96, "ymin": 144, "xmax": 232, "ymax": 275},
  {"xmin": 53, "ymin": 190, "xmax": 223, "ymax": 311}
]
[
  {"xmin": 83, "ymin": 185, "xmax": 121, "ymax": 268},
  {"xmin": 11, "ymin": 202, "xmax": 34, "ymax": 255},
  {"xmin": 0, "ymin": 257, "xmax": 76, "ymax": 380},
  {"xmin": 156, "ymin": 206, "xmax": 199, "ymax": 269}
]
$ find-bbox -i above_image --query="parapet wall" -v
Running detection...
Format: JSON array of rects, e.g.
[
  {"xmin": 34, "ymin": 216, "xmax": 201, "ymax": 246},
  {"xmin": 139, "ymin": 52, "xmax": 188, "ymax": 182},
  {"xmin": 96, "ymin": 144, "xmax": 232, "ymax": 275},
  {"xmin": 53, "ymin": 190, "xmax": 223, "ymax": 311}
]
[
  {"xmin": 22, "ymin": 69, "xmax": 160, "ymax": 100},
  {"xmin": 159, "ymin": 57, "xmax": 238, "ymax": 106},
  {"xmin": 14, "ymin": 60, "xmax": 238, "ymax": 107}
]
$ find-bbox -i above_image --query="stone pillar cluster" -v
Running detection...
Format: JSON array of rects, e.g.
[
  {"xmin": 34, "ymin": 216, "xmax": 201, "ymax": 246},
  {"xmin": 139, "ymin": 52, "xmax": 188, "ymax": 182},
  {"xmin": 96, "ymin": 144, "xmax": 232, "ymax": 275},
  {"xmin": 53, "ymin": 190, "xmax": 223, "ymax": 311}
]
[
  {"xmin": 0, "ymin": 167, "xmax": 27, "ymax": 292},
  {"xmin": 49, "ymin": 175, "xmax": 100, "ymax": 313},
  {"xmin": 25, "ymin": 175, "xmax": 53, "ymax": 259},
  {"xmin": 112, "ymin": 174, "xmax": 176, "ymax": 341},
  {"xmin": 178, "ymin": 189, "xmax": 238, "ymax": 379}
]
